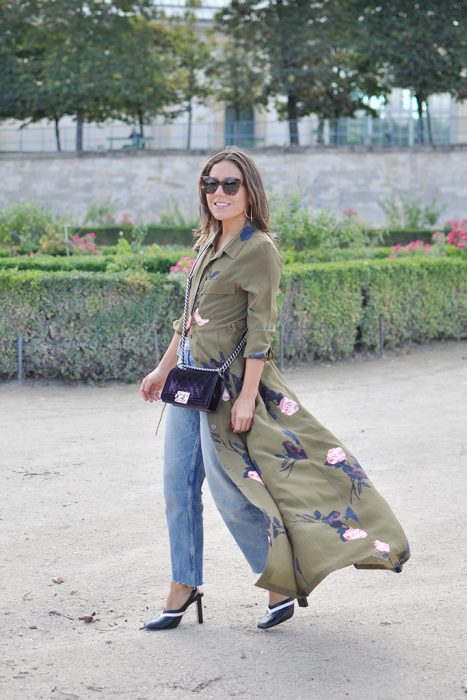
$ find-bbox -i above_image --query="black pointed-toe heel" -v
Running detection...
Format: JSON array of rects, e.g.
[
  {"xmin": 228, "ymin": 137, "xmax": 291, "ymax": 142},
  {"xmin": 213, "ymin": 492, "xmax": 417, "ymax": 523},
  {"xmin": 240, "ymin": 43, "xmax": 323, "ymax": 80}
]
[
  {"xmin": 144, "ymin": 588, "xmax": 203, "ymax": 631},
  {"xmin": 257, "ymin": 597, "xmax": 295, "ymax": 630}
]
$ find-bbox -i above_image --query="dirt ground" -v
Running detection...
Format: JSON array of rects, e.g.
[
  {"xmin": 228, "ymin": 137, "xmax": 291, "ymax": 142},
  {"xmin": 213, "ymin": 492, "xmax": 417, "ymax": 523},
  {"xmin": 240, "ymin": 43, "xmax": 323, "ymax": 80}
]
[{"xmin": 1, "ymin": 340, "xmax": 466, "ymax": 700}]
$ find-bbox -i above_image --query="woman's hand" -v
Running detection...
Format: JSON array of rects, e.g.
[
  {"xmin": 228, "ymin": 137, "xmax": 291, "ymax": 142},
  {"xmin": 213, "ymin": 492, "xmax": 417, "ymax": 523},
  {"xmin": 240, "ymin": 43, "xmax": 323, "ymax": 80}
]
[
  {"xmin": 230, "ymin": 392, "xmax": 256, "ymax": 433},
  {"xmin": 140, "ymin": 366, "xmax": 169, "ymax": 403}
]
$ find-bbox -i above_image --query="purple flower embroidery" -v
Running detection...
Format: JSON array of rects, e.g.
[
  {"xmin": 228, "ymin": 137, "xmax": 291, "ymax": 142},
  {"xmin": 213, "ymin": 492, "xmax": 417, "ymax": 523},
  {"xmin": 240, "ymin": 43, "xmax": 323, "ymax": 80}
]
[{"xmin": 279, "ymin": 397, "xmax": 299, "ymax": 416}]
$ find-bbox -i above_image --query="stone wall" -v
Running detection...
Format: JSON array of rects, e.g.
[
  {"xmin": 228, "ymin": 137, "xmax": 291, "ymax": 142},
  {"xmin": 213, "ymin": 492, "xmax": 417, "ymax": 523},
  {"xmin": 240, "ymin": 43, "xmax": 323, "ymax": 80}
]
[{"xmin": 1, "ymin": 146, "xmax": 465, "ymax": 227}]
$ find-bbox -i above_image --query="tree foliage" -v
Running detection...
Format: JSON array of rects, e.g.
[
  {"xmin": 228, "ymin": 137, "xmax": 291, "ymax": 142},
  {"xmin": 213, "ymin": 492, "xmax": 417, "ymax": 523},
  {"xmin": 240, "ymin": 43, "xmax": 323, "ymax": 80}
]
[
  {"xmin": 352, "ymin": 0, "xmax": 467, "ymax": 143},
  {"xmin": 216, "ymin": 0, "xmax": 381, "ymax": 144}
]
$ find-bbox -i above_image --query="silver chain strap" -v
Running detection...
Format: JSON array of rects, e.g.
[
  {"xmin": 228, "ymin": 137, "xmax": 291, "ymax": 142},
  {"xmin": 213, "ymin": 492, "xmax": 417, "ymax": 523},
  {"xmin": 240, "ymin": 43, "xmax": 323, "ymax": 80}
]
[{"xmin": 178, "ymin": 239, "xmax": 247, "ymax": 375}]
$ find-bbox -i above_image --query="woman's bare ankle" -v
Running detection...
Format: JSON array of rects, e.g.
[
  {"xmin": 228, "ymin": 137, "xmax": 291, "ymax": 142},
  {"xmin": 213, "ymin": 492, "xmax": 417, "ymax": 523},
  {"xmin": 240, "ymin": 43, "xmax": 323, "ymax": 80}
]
[
  {"xmin": 166, "ymin": 581, "xmax": 195, "ymax": 609},
  {"xmin": 268, "ymin": 592, "xmax": 290, "ymax": 606}
]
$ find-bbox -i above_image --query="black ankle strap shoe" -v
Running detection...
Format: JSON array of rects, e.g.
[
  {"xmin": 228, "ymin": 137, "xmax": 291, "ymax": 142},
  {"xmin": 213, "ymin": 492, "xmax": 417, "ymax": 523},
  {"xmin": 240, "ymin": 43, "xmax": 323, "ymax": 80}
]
[
  {"xmin": 144, "ymin": 588, "xmax": 203, "ymax": 631},
  {"xmin": 257, "ymin": 598, "xmax": 295, "ymax": 630}
]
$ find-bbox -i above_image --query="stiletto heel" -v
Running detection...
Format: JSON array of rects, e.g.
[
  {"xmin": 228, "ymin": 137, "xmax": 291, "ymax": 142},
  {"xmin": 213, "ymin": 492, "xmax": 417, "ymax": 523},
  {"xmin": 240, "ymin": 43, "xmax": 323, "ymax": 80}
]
[
  {"xmin": 196, "ymin": 595, "xmax": 203, "ymax": 624},
  {"xmin": 144, "ymin": 588, "xmax": 203, "ymax": 631}
]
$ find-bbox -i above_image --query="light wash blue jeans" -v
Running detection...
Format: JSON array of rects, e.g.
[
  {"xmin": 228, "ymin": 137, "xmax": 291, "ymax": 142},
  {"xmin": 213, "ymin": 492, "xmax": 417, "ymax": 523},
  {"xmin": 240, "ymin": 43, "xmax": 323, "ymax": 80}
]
[{"xmin": 163, "ymin": 340, "xmax": 268, "ymax": 586}]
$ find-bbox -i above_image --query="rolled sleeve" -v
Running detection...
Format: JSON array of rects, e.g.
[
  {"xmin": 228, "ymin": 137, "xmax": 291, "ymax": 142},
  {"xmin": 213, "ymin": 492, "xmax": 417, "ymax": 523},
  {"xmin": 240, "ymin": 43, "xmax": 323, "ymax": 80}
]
[
  {"xmin": 241, "ymin": 241, "xmax": 282, "ymax": 360},
  {"xmin": 172, "ymin": 315, "xmax": 183, "ymax": 335}
]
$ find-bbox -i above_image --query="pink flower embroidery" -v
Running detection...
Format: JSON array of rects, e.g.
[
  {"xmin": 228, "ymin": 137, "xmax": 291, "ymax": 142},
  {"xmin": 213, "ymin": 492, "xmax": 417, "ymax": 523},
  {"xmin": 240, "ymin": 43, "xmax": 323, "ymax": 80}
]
[
  {"xmin": 373, "ymin": 539, "xmax": 390, "ymax": 553},
  {"xmin": 279, "ymin": 397, "xmax": 299, "ymax": 416},
  {"xmin": 247, "ymin": 471, "xmax": 264, "ymax": 485},
  {"xmin": 222, "ymin": 388, "xmax": 230, "ymax": 401},
  {"xmin": 327, "ymin": 447, "xmax": 347, "ymax": 464},
  {"xmin": 193, "ymin": 308, "xmax": 209, "ymax": 326},
  {"xmin": 343, "ymin": 527, "xmax": 367, "ymax": 540}
]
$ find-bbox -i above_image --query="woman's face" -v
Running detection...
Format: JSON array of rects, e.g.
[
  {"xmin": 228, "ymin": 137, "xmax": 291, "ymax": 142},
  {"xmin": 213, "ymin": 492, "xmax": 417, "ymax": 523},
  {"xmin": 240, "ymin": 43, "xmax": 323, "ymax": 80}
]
[{"xmin": 205, "ymin": 161, "xmax": 250, "ymax": 231}]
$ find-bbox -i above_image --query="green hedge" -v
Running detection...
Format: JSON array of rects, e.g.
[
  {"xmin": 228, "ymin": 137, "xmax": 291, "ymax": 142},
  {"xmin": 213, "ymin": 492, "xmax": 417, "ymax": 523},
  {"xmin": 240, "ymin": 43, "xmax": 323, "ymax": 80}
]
[
  {"xmin": 280, "ymin": 257, "xmax": 467, "ymax": 361},
  {"xmin": 1, "ymin": 257, "xmax": 466, "ymax": 381},
  {"xmin": 73, "ymin": 225, "xmax": 193, "ymax": 247},
  {"xmin": 0, "ymin": 249, "xmax": 193, "ymax": 274},
  {"xmin": 0, "ymin": 270, "xmax": 185, "ymax": 382}
]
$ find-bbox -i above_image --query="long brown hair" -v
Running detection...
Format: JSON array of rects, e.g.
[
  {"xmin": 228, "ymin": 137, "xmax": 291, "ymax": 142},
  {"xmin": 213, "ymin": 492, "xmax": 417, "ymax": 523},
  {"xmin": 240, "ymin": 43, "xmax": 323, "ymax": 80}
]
[{"xmin": 193, "ymin": 147, "xmax": 271, "ymax": 248}]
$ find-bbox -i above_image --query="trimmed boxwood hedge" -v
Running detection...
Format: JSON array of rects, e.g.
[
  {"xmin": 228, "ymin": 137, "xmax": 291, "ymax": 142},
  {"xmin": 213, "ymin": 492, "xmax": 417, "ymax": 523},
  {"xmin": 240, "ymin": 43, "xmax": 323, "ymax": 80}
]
[
  {"xmin": 74, "ymin": 225, "xmax": 194, "ymax": 247},
  {"xmin": 0, "ymin": 257, "xmax": 466, "ymax": 382},
  {"xmin": 0, "ymin": 249, "xmax": 193, "ymax": 274}
]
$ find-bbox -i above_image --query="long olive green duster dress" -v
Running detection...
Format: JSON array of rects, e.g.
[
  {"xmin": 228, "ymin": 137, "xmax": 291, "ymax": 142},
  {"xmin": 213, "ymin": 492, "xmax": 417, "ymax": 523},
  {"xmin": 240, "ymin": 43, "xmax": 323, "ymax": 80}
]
[{"xmin": 173, "ymin": 225, "xmax": 410, "ymax": 598}]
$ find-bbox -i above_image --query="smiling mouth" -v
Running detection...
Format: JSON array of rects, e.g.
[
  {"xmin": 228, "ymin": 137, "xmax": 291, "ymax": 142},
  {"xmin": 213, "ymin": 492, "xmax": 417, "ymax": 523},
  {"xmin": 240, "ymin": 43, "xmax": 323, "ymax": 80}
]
[{"xmin": 213, "ymin": 201, "xmax": 230, "ymax": 207}]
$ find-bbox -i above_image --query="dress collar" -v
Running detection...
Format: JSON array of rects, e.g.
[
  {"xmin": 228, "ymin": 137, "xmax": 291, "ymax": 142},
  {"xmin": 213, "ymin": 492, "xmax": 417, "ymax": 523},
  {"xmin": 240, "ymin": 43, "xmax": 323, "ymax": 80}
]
[{"xmin": 209, "ymin": 225, "xmax": 257, "ymax": 260}]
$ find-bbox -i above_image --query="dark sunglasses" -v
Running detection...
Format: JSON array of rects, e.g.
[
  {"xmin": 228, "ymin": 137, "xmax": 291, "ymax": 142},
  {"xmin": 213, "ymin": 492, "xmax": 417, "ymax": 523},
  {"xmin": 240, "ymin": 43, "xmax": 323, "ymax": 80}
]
[{"xmin": 200, "ymin": 176, "xmax": 243, "ymax": 195}]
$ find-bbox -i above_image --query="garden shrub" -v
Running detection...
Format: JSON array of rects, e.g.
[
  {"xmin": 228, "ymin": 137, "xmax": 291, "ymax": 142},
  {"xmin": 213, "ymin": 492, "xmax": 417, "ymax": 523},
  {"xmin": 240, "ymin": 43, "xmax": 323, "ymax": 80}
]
[
  {"xmin": 1, "ymin": 257, "xmax": 465, "ymax": 381},
  {"xmin": 0, "ymin": 270, "xmax": 184, "ymax": 382},
  {"xmin": 0, "ymin": 248, "xmax": 194, "ymax": 274}
]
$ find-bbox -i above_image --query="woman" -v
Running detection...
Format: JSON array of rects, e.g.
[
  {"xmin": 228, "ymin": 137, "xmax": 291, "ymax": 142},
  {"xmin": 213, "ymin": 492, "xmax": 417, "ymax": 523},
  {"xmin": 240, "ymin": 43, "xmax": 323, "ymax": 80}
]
[{"xmin": 140, "ymin": 147, "xmax": 410, "ymax": 631}]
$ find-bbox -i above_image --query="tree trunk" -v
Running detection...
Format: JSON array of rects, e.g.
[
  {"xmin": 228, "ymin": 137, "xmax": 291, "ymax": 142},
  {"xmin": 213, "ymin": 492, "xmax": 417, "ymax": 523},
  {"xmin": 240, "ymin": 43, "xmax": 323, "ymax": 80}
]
[
  {"xmin": 316, "ymin": 117, "xmax": 324, "ymax": 144},
  {"xmin": 138, "ymin": 110, "xmax": 145, "ymax": 138},
  {"xmin": 426, "ymin": 100, "xmax": 434, "ymax": 145},
  {"xmin": 287, "ymin": 94, "xmax": 299, "ymax": 145},
  {"xmin": 415, "ymin": 94, "xmax": 424, "ymax": 145},
  {"xmin": 76, "ymin": 107, "xmax": 85, "ymax": 152},
  {"xmin": 187, "ymin": 97, "xmax": 192, "ymax": 150},
  {"xmin": 54, "ymin": 115, "xmax": 61, "ymax": 152}
]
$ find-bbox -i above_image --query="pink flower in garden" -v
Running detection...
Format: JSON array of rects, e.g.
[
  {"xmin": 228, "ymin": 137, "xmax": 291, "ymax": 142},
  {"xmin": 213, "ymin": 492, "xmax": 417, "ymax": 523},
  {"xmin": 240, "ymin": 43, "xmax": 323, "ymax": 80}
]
[
  {"xmin": 193, "ymin": 308, "xmax": 209, "ymax": 326},
  {"xmin": 343, "ymin": 527, "xmax": 367, "ymax": 540},
  {"xmin": 343, "ymin": 207, "xmax": 358, "ymax": 217},
  {"xmin": 247, "ymin": 471, "xmax": 264, "ymax": 485},
  {"xmin": 373, "ymin": 539, "xmax": 390, "ymax": 553},
  {"xmin": 279, "ymin": 397, "xmax": 299, "ymax": 416},
  {"xmin": 327, "ymin": 447, "xmax": 347, "ymax": 464}
]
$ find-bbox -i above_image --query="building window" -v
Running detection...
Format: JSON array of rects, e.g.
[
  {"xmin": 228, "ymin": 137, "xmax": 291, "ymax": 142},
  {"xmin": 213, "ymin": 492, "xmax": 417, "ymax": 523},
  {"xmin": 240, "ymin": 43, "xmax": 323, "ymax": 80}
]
[{"xmin": 224, "ymin": 106, "xmax": 255, "ymax": 147}]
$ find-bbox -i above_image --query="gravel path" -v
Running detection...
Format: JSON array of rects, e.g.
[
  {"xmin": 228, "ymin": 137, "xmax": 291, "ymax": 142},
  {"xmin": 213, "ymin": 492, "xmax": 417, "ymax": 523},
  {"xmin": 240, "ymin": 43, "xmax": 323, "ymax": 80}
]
[{"xmin": 1, "ymin": 340, "xmax": 466, "ymax": 700}]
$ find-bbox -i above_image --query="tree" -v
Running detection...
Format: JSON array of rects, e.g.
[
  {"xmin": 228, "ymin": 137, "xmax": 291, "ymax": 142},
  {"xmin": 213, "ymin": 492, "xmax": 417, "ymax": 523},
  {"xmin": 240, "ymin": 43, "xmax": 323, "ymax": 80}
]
[
  {"xmin": 0, "ymin": 1, "xmax": 180, "ymax": 151},
  {"xmin": 104, "ymin": 15, "xmax": 182, "ymax": 138},
  {"xmin": 207, "ymin": 35, "xmax": 268, "ymax": 145},
  {"xmin": 353, "ymin": 0, "xmax": 467, "ymax": 144},
  {"xmin": 216, "ymin": 0, "xmax": 379, "ymax": 145},
  {"xmin": 170, "ymin": 1, "xmax": 213, "ymax": 149}
]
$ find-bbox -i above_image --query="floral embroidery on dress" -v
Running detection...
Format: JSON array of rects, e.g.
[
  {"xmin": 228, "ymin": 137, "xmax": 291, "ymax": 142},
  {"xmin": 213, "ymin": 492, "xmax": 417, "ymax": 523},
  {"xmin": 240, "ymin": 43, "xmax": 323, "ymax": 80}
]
[
  {"xmin": 222, "ymin": 387, "xmax": 231, "ymax": 401},
  {"xmin": 327, "ymin": 447, "xmax": 347, "ymax": 464},
  {"xmin": 373, "ymin": 539, "xmax": 390, "ymax": 553},
  {"xmin": 279, "ymin": 397, "xmax": 299, "ymax": 416},
  {"xmin": 193, "ymin": 308, "xmax": 209, "ymax": 326},
  {"xmin": 343, "ymin": 527, "xmax": 367, "ymax": 540},
  {"xmin": 210, "ymin": 433, "xmax": 263, "ymax": 479},
  {"xmin": 324, "ymin": 448, "xmax": 371, "ymax": 503},
  {"xmin": 262, "ymin": 511, "xmax": 287, "ymax": 539},
  {"xmin": 275, "ymin": 430, "xmax": 308, "ymax": 478},
  {"xmin": 247, "ymin": 470, "xmax": 265, "ymax": 485},
  {"xmin": 295, "ymin": 506, "xmax": 362, "ymax": 543}
]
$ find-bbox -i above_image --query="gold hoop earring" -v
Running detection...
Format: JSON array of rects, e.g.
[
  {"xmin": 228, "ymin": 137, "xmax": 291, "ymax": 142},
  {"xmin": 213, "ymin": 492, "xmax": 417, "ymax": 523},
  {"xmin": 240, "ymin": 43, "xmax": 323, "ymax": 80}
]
[{"xmin": 244, "ymin": 205, "xmax": 253, "ymax": 222}]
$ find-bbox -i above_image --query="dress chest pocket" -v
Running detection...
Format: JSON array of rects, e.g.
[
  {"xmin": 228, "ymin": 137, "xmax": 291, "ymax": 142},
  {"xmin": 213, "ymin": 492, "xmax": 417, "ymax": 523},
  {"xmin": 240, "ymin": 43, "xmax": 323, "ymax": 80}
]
[{"xmin": 202, "ymin": 280, "xmax": 236, "ymax": 295}]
